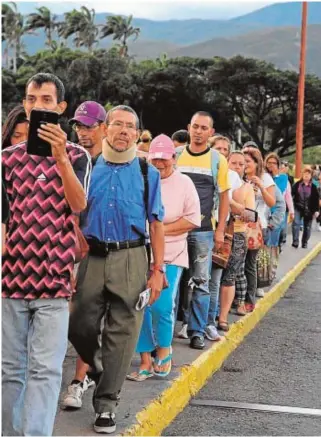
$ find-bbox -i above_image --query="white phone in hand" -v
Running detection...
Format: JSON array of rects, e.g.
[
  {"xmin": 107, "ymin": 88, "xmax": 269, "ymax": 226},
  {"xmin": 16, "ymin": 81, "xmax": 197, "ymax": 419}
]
[{"xmin": 136, "ymin": 288, "xmax": 151, "ymax": 311}]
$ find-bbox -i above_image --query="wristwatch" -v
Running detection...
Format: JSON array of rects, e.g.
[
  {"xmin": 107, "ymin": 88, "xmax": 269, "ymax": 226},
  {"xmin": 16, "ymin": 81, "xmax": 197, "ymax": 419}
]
[{"xmin": 152, "ymin": 264, "xmax": 165, "ymax": 274}]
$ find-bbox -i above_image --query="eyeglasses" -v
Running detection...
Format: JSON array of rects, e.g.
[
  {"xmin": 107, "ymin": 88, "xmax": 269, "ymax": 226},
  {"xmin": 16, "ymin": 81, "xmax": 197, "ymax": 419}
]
[
  {"xmin": 72, "ymin": 123, "xmax": 101, "ymax": 132},
  {"xmin": 107, "ymin": 121, "xmax": 137, "ymax": 131}
]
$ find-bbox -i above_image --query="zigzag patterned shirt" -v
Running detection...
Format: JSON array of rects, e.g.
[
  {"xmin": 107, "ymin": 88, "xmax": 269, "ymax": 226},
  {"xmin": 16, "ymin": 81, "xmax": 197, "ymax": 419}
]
[{"xmin": 2, "ymin": 141, "xmax": 91, "ymax": 299}]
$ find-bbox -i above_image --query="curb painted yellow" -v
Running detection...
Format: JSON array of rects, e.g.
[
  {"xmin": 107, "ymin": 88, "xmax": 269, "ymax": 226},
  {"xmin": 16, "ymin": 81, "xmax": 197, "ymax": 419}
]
[{"xmin": 122, "ymin": 242, "xmax": 321, "ymax": 437}]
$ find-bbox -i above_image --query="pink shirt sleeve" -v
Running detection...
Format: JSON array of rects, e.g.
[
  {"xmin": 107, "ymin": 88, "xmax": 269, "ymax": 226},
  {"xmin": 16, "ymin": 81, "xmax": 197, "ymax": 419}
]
[
  {"xmin": 285, "ymin": 181, "xmax": 294, "ymax": 214},
  {"xmin": 183, "ymin": 177, "xmax": 201, "ymax": 227}
]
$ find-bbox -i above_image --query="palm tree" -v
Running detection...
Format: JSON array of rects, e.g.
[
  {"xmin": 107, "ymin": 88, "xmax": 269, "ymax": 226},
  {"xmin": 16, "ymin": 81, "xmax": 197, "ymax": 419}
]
[
  {"xmin": 2, "ymin": 2, "xmax": 26, "ymax": 72},
  {"xmin": 25, "ymin": 6, "xmax": 57, "ymax": 47},
  {"xmin": 100, "ymin": 14, "xmax": 140, "ymax": 57},
  {"xmin": 59, "ymin": 7, "xmax": 98, "ymax": 52}
]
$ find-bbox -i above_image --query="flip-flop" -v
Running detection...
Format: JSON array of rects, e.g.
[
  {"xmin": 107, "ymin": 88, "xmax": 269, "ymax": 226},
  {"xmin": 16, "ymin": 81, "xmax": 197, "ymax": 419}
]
[
  {"xmin": 153, "ymin": 347, "xmax": 172, "ymax": 378},
  {"xmin": 126, "ymin": 369, "xmax": 153, "ymax": 382}
]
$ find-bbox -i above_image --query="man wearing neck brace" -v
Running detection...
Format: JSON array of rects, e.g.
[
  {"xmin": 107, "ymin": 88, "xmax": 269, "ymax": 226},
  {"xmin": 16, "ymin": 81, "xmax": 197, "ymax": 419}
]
[{"xmin": 68, "ymin": 105, "xmax": 165, "ymax": 434}]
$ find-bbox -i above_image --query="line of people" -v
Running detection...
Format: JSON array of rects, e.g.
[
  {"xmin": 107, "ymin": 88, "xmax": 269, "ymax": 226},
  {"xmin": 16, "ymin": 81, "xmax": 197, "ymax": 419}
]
[{"xmin": 2, "ymin": 73, "xmax": 321, "ymax": 436}]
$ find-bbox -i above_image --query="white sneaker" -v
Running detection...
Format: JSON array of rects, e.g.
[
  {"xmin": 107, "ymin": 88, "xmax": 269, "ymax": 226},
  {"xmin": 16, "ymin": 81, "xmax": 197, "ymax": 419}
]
[
  {"xmin": 83, "ymin": 375, "xmax": 95, "ymax": 392},
  {"xmin": 177, "ymin": 324, "xmax": 188, "ymax": 339},
  {"xmin": 318, "ymin": 225, "xmax": 321, "ymax": 232},
  {"xmin": 205, "ymin": 325, "xmax": 222, "ymax": 341},
  {"xmin": 256, "ymin": 288, "xmax": 265, "ymax": 298},
  {"xmin": 62, "ymin": 381, "xmax": 84, "ymax": 409}
]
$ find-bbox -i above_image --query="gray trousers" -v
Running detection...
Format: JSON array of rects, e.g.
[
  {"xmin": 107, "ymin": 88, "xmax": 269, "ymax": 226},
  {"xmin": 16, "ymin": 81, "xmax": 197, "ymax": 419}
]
[{"xmin": 68, "ymin": 246, "xmax": 148, "ymax": 414}]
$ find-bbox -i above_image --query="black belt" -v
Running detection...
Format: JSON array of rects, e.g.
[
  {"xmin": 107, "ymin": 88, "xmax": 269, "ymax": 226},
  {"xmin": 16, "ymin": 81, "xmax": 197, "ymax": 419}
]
[{"xmin": 86, "ymin": 236, "xmax": 146, "ymax": 257}]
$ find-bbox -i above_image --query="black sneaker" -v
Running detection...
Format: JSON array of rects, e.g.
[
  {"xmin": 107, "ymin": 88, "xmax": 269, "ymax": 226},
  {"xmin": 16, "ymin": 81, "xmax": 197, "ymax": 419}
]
[
  {"xmin": 190, "ymin": 335, "xmax": 205, "ymax": 350},
  {"xmin": 94, "ymin": 413, "xmax": 116, "ymax": 434},
  {"xmin": 292, "ymin": 243, "xmax": 299, "ymax": 248},
  {"xmin": 302, "ymin": 243, "xmax": 308, "ymax": 249}
]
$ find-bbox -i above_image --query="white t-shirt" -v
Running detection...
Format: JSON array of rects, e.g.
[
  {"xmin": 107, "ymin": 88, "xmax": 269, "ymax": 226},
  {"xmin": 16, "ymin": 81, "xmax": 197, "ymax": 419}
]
[
  {"xmin": 214, "ymin": 169, "xmax": 242, "ymax": 222},
  {"xmin": 256, "ymin": 172, "xmax": 275, "ymax": 228}
]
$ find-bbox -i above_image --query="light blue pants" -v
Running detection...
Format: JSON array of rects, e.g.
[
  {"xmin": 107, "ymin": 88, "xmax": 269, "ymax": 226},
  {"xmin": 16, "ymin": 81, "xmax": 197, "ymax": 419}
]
[
  {"xmin": 136, "ymin": 265, "xmax": 183, "ymax": 352},
  {"xmin": 2, "ymin": 298, "xmax": 69, "ymax": 436},
  {"xmin": 208, "ymin": 266, "xmax": 223, "ymax": 325}
]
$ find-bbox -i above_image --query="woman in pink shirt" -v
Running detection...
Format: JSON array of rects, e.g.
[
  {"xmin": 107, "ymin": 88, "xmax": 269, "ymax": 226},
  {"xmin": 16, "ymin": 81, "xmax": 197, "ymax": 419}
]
[{"xmin": 127, "ymin": 134, "xmax": 201, "ymax": 381}]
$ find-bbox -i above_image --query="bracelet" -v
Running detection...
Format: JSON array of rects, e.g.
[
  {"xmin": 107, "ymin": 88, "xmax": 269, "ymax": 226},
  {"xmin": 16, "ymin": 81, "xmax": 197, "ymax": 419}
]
[{"xmin": 152, "ymin": 264, "xmax": 165, "ymax": 274}]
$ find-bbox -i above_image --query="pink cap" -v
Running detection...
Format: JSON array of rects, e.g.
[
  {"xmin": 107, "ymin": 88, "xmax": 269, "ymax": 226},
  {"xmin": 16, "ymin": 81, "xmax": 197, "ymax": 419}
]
[{"xmin": 148, "ymin": 134, "xmax": 176, "ymax": 160}]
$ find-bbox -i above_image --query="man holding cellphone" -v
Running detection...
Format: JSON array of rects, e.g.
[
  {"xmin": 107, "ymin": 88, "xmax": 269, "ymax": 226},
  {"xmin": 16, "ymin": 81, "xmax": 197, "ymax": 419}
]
[{"xmin": 2, "ymin": 73, "xmax": 91, "ymax": 436}]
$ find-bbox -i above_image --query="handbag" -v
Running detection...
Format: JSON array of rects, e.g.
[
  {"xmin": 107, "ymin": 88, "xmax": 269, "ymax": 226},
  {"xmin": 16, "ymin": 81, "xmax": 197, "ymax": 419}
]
[
  {"xmin": 212, "ymin": 216, "xmax": 234, "ymax": 269},
  {"xmin": 246, "ymin": 220, "xmax": 263, "ymax": 250},
  {"xmin": 257, "ymin": 245, "xmax": 279, "ymax": 288}
]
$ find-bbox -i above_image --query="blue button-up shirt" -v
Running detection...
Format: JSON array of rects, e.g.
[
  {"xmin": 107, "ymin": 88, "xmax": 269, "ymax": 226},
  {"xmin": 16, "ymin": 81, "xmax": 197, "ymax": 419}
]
[{"xmin": 82, "ymin": 155, "xmax": 164, "ymax": 242}]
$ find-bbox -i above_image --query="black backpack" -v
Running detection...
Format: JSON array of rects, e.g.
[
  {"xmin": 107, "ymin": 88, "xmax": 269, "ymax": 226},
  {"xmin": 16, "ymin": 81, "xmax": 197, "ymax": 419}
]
[{"xmin": 138, "ymin": 157, "xmax": 151, "ymax": 267}]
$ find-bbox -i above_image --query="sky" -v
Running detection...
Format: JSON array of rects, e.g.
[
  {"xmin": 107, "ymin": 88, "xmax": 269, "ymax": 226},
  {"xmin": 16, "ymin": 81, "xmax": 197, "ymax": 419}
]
[{"xmin": 16, "ymin": 0, "xmax": 275, "ymax": 20}]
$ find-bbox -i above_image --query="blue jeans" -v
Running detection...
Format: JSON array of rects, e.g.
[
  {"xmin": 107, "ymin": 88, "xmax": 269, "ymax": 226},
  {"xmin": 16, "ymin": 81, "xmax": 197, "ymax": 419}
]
[
  {"xmin": 2, "ymin": 298, "xmax": 69, "ymax": 436},
  {"xmin": 136, "ymin": 265, "xmax": 183, "ymax": 351},
  {"xmin": 208, "ymin": 266, "xmax": 223, "ymax": 325},
  {"xmin": 292, "ymin": 208, "xmax": 312, "ymax": 246},
  {"xmin": 279, "ymin": 212, "xmax": 288, "ymax": 246},
  {"xmin": 186, "ymin": 231, "xmax": 214, "ymax": 337}
]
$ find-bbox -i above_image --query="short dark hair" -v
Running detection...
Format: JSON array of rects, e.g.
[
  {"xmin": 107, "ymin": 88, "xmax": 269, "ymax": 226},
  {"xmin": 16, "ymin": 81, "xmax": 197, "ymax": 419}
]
[
  {"xmin": 171, "ymin": 129, "xmax": 190, "ymax": 144},
  {"xmin": 2, "ymin": 105, "xmax": 28, "ymax": 149},
  {"xmin": 191, "ymin": 111, "xmax": 214, "ymax": 127},
  {"xmin": 25, "ymin": 73, "xmax": 65, "ymax": 103},
  {"xmin": 106, "ymin": 105, "xmax": 139, "ymax": 129}
]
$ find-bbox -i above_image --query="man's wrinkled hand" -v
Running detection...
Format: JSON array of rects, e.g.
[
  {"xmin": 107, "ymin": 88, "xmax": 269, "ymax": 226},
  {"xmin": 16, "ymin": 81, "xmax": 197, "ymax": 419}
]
[
  {"xmin": 147, "ymin": 271, "xmax": 163, "ymax": 305},
  {"xmin": 37, "ymin": 123, "xmax": 68, "ymax": 163}
]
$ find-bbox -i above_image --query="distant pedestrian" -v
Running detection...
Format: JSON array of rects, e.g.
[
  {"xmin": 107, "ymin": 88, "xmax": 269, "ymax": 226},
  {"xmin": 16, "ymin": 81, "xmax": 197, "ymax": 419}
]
[
  {"xmin": 137, "ymin": 129, "xmax": 152, "ymax": 158},
  {"xmin": 292, "ymin": 166, "xmax": 320, "ymax": 248},
  {"xmin": 171, "ymin": 129, "xmax": 190, "ymax": 148}
]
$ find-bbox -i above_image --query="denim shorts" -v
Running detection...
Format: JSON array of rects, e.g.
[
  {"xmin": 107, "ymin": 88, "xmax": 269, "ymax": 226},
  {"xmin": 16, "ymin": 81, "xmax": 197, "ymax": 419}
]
[{"xmin": 221, "ymin": 232, "xmax": 247, "ymax": 286}]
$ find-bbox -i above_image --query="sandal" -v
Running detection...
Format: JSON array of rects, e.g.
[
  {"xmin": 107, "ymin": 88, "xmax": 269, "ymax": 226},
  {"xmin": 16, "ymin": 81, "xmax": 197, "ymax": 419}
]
[
  {"xmin": 126, "ymin": 369, "xmax": 153, "ymax": 382},
  {"xmin": 153, "ymin": 347, "xmax": 172, "ymax": 378},
  {"xmin": 236, "ymin": 303, "xmax": 247, "ymax": 316},
  {"xmin": 217, "ymin": 320, "xmax": 230, "ymax": 332}
]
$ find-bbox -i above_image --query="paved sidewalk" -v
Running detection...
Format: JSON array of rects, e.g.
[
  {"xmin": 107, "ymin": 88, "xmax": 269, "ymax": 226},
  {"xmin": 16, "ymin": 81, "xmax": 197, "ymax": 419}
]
[{"xmin": 53, "ymin": 232, "xmax": 321, "ymax": 436}]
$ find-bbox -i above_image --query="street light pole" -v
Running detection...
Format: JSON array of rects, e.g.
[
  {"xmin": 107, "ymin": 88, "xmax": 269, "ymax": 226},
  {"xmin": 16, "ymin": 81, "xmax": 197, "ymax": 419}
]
[{"xmin": 295, "ymin": 1, "xmax": 308, "ymax": 179}]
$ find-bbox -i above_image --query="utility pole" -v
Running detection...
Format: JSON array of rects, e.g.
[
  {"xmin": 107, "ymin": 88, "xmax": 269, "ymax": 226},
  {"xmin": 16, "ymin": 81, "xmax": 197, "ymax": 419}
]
[{"xmin": 295, "ymin": 1, "xmax": 308, "ymax": 179}]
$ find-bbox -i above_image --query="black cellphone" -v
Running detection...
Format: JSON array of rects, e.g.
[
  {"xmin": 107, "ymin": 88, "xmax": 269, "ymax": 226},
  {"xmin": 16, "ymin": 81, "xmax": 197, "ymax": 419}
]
[
  {"xmin": 244, "ymin": 208, "xmax": 258, "ymax": 223},
  {"xmin": 26, "ymin": 109, "xmax": 59, "ymax": 157}
]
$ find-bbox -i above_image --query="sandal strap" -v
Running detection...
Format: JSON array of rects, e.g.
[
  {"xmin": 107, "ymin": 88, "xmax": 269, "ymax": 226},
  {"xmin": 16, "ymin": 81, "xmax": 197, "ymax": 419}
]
[{"xmin": 155, "ymin": 353, "xmax": 172, "ymax": 367}]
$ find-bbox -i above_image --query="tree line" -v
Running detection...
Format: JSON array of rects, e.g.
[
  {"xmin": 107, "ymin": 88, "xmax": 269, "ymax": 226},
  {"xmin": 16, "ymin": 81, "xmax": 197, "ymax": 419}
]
[
  {"xmin": 2, "ymin": 2, "xmax": 140, "ymax": 71},
  {"xmin": 2, "ymin": 3, "xmax": 321, "ymax": 157}
]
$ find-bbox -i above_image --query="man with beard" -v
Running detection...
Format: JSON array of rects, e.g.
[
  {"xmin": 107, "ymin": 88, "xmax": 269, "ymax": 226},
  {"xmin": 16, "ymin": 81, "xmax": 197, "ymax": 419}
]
[
  {"xmin": 70, "ymin": 101, "xmax": 107, "ymax": 162},
  {"xmin": 61, "ymin": 102, "xmax": 107, "ymax": 410}
]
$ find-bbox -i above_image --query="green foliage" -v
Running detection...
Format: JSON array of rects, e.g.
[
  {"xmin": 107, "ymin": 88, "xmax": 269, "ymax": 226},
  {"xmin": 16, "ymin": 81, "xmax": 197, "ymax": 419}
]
[
  {"xmin": 100, "ymin": 15, "xmax": 140, "ymax": 57},
  {"xmin": 287, "ymin": 145, "xmax": 321, "ymax": 165},
  {"xmin": 2, "ymin": 46, "xmax": 321, "ymax": 157},
  {"xmin": 25, "ymin": 6, "xmax": 57, "ymax": 46},
  {"xmin": 58, "ymin": 6, "xmax": 98, "ymax": 52}
]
